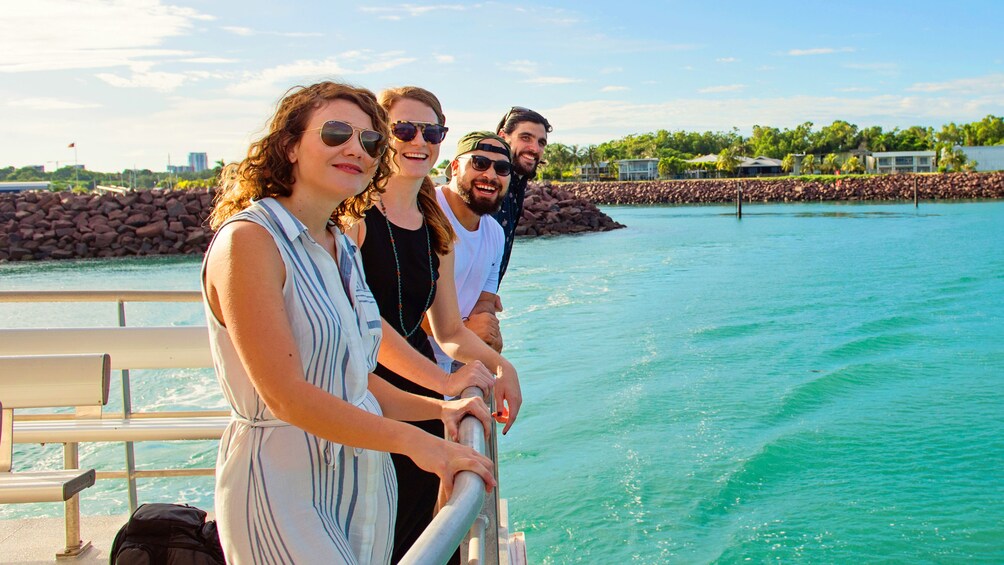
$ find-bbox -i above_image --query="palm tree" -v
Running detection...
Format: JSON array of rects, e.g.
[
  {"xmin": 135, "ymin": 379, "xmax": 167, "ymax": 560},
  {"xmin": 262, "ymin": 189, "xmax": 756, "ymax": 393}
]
[
  {"xmin": 781, "ymin": 154, "xmax": 795, "ymax": 174},
  {"xmin": 800, "ymin": 154, "xmax": 816, "ymax": 175},
  {"xmin": 843, "ymin": 156, "xmax": 863, "ymax": 174},
  {"xmin": 821, "ymin": 153, "xmax": 840, "ymax": 174},
  {"xmin": 716, "ymin": 146, "xmax": 743, "ymax": 177}
]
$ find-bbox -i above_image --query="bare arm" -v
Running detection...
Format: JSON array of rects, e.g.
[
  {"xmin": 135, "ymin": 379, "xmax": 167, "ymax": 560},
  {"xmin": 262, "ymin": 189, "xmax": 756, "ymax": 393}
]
[
  {"xmin": 204, "ymin": 221, "xmax": 494, "ymax": 493},
  {"xmin": 347, "ymin": 210, "xmax": 493, "ymax": 397},
  {"xmin": 376, "ymin": 318, "xmax": 494, "ymax": 397},
  {"xmin": 427, "ymin": 248, "xmax": 523, "ymax": 434},
  {"xmin": 464, "ymin": 291, "xmax": 503, "ymax": 352}
]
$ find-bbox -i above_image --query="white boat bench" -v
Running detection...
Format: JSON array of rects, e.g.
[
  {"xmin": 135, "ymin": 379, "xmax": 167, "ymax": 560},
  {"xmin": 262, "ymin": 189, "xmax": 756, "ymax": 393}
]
[
  {"xmin": 0, "ymin": 353, "xmax": 110, "ymax": 558},
  {"xmin": 0, "ymin": 326, "xmax": 229, "ymax": 507}
]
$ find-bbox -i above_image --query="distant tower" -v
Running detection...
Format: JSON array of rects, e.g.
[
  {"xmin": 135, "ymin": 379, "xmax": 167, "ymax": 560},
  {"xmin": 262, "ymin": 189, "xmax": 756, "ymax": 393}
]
[{"xmin": 188, "ymin": 152, "xmax": 209, "ymax": 173}]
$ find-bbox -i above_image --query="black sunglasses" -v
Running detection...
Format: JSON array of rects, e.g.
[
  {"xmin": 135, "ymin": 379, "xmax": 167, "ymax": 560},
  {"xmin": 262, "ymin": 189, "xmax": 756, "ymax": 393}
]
[
  {"xmin": 458, "ymin": 154, "xmax": 512, "ymax": 177},
  {"xmin": 391, "ymin": 121, "xmax": 449, "ymax": 144},
  {"xmin": 307, "ymin": 120, "xmax": 386, "ymax": 158},
  {"xmin": 495, "ymin": 106, "xmax": 531, "ymax": 132}
]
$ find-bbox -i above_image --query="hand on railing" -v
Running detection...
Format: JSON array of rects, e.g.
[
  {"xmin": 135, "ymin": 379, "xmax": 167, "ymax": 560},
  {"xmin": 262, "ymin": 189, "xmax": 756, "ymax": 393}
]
[
  {"xmin": 443, "ymin": 360, "xmax": 495, "ymax": 398},
  {"xmin": 441, "ymin": 394, "xmax": 492, "ymax": 443}
]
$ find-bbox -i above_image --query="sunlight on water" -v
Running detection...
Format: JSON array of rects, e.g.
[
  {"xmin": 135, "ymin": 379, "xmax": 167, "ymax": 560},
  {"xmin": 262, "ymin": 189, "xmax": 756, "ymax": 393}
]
[{"xmin": 2, "ymin": 202, "xmax": 1003, "ymax": 563}]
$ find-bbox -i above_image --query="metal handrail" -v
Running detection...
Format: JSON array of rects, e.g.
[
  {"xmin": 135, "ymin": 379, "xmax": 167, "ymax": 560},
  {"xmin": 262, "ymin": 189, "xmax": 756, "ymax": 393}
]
[{"xmin": 399, "ymin": 385, "xmax": 493, "ymax": 565}]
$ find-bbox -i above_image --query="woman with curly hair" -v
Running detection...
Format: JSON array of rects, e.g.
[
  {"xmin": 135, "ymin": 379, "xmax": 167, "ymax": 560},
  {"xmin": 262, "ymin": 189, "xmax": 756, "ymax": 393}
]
[{"xmin": 202, "ymin": 81, "xmax": 495, "ymax": 564}]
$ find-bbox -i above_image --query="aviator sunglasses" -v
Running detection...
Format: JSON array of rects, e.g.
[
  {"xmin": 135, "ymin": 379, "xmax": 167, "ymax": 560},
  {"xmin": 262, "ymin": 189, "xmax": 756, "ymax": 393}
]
[
  {"xmin": 391, "ymin": 121, "xmax": 449, "ymax": 144},
  {"xmin": 458, "ymin": 154, "xmax": 512, "ymax": 177},
  {"xmin": 307, "ymin": 120, "xmax": 386, "ymax": 158}
]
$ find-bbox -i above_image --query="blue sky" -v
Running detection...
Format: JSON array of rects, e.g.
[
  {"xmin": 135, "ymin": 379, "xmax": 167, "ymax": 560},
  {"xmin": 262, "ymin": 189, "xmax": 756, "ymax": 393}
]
[{"xmin": 2, "ymin": 0, "xmax": 1003, "ymax": 172}]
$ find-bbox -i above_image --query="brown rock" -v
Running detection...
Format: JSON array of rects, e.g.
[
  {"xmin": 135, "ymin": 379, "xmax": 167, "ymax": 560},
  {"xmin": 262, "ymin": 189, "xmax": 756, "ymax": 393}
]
[{"xmin": 136, "ymin": 220, "xmax": 168, "ymax": 238}]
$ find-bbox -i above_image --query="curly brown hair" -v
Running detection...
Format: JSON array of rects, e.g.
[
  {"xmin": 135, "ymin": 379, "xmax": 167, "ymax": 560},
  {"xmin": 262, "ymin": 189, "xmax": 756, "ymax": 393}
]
[
  {"xmin": 209, "ymin": 81, "xmax": 391, "ymax": 231},
  {"xmin": 378, "ymin": 86, "xmax": 456, "ymax": 255}
]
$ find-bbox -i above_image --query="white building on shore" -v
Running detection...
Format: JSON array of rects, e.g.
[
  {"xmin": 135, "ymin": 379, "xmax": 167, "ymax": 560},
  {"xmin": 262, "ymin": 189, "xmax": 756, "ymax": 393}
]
[
  {"xmin": 867, "ymin": 151, "xmax": 935, "ymax": 174},
  {"xmin": 954, "ymin": 146, "xmax": 1004, "ymax": 171}
]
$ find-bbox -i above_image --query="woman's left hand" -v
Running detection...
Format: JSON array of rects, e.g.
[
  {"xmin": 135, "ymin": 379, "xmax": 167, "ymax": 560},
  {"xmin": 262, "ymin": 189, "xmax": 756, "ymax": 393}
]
[{"xmin": 441, "ymin": 396, "xmax": 492, "ymax": 441}]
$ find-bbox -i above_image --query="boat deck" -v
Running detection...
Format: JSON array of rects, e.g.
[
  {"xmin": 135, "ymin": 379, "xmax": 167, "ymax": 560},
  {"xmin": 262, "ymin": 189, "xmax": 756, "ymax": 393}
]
[{"xmin": 1, "ymin": 514, "xmax": 133, "ymax": 564}]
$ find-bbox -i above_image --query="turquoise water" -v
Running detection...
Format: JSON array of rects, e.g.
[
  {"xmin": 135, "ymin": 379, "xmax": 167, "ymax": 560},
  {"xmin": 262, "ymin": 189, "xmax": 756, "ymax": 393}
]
[{"xmin": 2, "ymin": 201, "xmax": 1003, "ymax": 563}]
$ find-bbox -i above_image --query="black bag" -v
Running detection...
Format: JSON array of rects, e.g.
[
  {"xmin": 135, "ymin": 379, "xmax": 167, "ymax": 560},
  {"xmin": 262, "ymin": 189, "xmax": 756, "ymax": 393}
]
[{"xmin": 109, "ymin": 503, "xmax": 226, "ymax": 565}]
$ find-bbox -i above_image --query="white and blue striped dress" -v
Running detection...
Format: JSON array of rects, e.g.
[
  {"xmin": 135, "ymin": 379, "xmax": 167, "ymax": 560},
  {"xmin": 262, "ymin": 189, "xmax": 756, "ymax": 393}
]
[{"xmin": 202, "ymin": 197, "xmax": 396, "ymax": 565}]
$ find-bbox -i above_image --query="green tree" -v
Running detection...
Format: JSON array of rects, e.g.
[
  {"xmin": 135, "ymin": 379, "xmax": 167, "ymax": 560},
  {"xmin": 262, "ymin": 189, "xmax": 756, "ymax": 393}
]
[
  {"xmin": 800, "ymin": 154, "xmax": 816, "ymax": 175},
  {"xmin": 842, "ymin": 155, "xmax": 863, "ymax": 173},
  {"xmin": 658, "ymin": 156, "xmax": 686, "ymax": 178},
  {"xmin": 716, "ymin": 146, "xmax": 742, "ymax": 177},
  {"xmin": 938, "ymin": 147, "xmax": 976, "ymax": 172},
  {"xmin": 543, "ymin": 143, "xmax": 574, "ymax": 173},
  {"xmin": 821, "ymin": 153, "xmax": 841, "ymax": 174},
  {"xmin": 781, "ymin": 153, "xmax": 795, "ymax": 174}
]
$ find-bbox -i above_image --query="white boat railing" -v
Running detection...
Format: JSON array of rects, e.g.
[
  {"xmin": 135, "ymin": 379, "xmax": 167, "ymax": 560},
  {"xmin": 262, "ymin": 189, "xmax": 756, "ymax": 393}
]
[
  {"xmin": 1, "ymin": 289, "xmax": 516, "ymax": 564},
  {"xmin": 0, "ymin": 290, "xmax": 210, "ymax": 512}
]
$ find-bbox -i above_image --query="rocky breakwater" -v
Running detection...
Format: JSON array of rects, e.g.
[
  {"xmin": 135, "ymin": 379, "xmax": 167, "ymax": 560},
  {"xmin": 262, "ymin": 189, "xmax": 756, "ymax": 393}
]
[
  {"xmin": 1, "ymin": 182, "xmax": 623, "ymax": 262},
  {"xmin": 1, "ymin": 188, "xmax": 213, "ymax": 261},
  {"xmin": 515, "ymin": 182, "xmax": 624, "ymax": 237},
  {"xmin": 560, "ymin": 171, "xmax": 1004, "ymax": 205}
]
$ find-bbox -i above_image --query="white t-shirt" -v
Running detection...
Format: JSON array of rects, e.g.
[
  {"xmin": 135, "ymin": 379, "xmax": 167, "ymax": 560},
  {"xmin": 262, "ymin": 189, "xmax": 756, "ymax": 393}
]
[{"xmin": 430, "ymin": 185, "xmax": 504, "ymax": 370}]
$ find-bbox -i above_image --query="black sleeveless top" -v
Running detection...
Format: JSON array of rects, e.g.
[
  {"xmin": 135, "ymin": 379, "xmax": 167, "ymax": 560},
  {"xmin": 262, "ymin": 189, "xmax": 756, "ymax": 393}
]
[{"xmin": 360, "ymin": 207, "xmax": 441, "ymax": 398}]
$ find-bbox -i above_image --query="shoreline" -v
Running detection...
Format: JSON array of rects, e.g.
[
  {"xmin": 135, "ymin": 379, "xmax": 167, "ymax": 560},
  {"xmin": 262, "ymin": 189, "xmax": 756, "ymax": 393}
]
[
  {"xmin": 554, "ymin": 171, "xmax": 1004, "ymax": 205},
  {"xmin": 3, "ymin": 172, "xmax": 1003, "ymax": 262}
]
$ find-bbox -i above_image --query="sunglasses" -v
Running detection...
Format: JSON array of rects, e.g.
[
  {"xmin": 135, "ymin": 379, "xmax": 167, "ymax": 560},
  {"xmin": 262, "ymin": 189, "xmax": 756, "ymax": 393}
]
[
  {"xmin": 496, "ymin": 106, "xmax": 532, "ymax": 132},
  {"xmin": 458, "ymin": 154, "xmax": 512, "ymax": 177},
  {"xmin": 391, "ymin": 121, "xmax": 449, "ymax": 144},
  {"xmin": 307, "ymin": 120, "xmax": 386, "ymax": 158}
]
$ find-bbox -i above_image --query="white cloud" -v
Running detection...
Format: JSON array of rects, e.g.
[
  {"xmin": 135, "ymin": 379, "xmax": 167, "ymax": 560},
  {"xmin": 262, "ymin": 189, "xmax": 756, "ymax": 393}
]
[
  {"xmin": 221, "ymin": 26, "xmax": 321, "ymax": 37},
  {"xmin": 359, "ymin": 4, "xmax": 470, "ymax": 18},
  {"xmin": 0, "ymin": 0, "xmax": 211, "ymax": 72},
  {"xmin": 536, "ymin": 92, "xmax": 1004, "ymax": 148},
  {"xmin": 600, "ymin": 67, "xmax": 623, "ymax": 74},
  {"xmin": 7, "ymin": 97, "xmax": 102, "ymax": 110},
  {"xmin": 181, "ymin": 57, "xmax": 238, "ymax": 64},
  {"xmin": 907, "ymin": 74, "xmax": 1004, "ymax": 94},
  {"xmin": 227, "ymin": 52, "xmax": 417, "ymax": 96},
  {"xmin": 96, "ymin": 71, "xmax": 190, "ymax": 92},
  {"xmin": 523, "ymin": 76, "xmax": 582, "ymax": 85},
  {"xmin": 716, "ymin": 57, "xmax": 738, "ymax": 63},
  {"xmin": 505, "ymin": 60, "xmax": 539, "ymax": 75},
  {"xmin": 837, "ymin": 87, "xmax": 875, "ymax": 93},
  {"xmin": 222, "ymin": 26, "xmax": 254, "ymax": 36},
  {"xmin": 435, "ymin": 55, "xmax": 455, "ymax": 64},
  {"xmin": 698, "ymin": 84, "xmax": 746, "ymax": 94},
  {"xmin": 788, "ymin": 47, "xmax": 855, "ymax": 56},
  {"xmin": 601, "ymin": 86, "xmax": 629, "ymax": 92}
]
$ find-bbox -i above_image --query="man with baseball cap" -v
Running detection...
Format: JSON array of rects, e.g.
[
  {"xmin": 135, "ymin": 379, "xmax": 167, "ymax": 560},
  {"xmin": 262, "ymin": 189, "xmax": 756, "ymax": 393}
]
[{"xmin": 430, "ymin": 131, "xmax": 514, "ymax": 369}]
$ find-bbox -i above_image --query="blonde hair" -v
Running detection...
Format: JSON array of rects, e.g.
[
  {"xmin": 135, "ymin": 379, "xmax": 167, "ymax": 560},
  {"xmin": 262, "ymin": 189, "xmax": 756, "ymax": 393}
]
[
  {"xmin": 210, "ymin": 81, "xmax": 391, "ymax": 231},
  {"xmin": 378, "ymin": 86, "xmax": 456, "ymax": 255}
]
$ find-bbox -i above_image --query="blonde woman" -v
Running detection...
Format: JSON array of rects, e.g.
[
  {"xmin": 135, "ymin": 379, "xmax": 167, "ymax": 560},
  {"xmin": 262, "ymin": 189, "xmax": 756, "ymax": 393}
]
[
  {"xmin": 347, "ymin": 86, "xmax": 522, "ymax": 561},
  {"xmin": 202, "ymin": 81, "xmax": 494, "ymax": 564}
]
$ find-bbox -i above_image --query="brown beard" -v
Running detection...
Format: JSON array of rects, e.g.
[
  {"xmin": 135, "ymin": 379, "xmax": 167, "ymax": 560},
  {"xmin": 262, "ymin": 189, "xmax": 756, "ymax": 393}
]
[
  {"xmin": 512, "ymin": 151, "xmax": 538, "ymax": 177},
  {"xmin": 457, "ymin": 177, "xmax": 504, "ymax": 215}
]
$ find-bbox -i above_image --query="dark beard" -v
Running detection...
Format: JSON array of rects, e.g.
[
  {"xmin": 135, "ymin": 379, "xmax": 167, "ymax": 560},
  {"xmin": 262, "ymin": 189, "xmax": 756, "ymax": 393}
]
[
  {"xmin": 458, "ymin": 179, "xmax": 504, "ymax": 215},
  {"xmin": 512, "ymin": 151, "xmax": 538, "ymax": 177}
]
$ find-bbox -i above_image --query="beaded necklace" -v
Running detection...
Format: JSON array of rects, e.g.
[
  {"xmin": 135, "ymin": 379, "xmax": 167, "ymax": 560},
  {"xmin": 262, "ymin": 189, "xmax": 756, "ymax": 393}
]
[{"xmin": 379, "ymin": 198, "xmax": 435, "ymax": 338}]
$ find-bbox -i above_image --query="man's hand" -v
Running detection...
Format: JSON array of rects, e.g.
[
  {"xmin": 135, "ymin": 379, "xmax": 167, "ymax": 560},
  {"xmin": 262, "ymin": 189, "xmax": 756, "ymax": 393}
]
[{"xmin": 464, "ymin": 311, "xmax": 502, "ymax": 352}]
